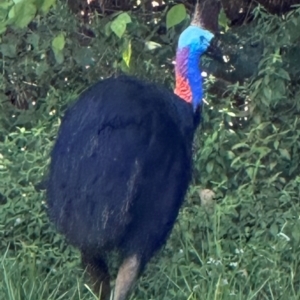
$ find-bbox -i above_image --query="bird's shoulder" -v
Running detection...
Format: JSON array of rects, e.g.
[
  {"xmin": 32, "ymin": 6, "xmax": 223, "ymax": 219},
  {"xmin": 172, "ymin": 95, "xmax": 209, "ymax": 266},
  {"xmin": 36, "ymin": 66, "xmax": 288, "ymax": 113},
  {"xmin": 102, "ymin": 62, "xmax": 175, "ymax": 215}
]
[{"xmin": 58, "ymin": 76, "xmax": 197, "ymax": 149}]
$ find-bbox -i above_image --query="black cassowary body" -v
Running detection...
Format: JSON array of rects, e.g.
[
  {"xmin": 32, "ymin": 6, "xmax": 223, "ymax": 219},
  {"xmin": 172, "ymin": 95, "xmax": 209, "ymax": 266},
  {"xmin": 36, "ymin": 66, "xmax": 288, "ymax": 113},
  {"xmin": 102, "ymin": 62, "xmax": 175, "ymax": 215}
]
[
  {"xmin": 47, "ymin": 4, "xmax": 215, "ymax": 300},
  {"xmin": 48, "ymin": 77, "xmax": 196, "ymax": 295}
]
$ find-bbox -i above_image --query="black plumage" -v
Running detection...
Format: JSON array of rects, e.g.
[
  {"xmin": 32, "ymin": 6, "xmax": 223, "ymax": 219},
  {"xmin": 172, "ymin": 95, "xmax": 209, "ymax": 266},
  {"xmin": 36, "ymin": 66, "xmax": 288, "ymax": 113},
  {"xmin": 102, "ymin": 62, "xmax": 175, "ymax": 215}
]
[
  {"xmin": 47, "ymin": 2, "xmax": 217, "ymax": 297},
  {"xmin": 47, "ymin": 76, "xmax": 199, "ymax": 299}
]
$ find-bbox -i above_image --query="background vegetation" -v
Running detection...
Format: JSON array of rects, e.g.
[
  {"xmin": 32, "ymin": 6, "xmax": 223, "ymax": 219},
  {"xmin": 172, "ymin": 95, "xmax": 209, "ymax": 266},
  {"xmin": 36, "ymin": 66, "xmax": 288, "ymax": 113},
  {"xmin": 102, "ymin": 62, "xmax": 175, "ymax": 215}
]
[{"xmin": 0, "ymin": 0, "xmax": 300, "ymax": 299}]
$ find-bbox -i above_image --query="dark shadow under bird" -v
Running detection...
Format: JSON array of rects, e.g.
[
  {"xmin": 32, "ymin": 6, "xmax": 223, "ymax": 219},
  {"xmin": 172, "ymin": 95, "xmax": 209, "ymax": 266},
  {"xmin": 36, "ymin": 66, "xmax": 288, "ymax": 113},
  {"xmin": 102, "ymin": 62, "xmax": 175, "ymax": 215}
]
[{"xmin": 47, "ymin": 3, "xmax": 216, "ymax": 300}]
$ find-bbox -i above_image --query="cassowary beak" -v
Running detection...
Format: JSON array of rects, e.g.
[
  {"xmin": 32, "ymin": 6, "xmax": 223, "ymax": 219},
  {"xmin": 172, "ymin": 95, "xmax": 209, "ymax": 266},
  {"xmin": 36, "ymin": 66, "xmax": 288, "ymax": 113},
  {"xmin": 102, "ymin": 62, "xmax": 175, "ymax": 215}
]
[{"xmin": 206, "ymin": 36, "xmax": 224, "ymax": 63}]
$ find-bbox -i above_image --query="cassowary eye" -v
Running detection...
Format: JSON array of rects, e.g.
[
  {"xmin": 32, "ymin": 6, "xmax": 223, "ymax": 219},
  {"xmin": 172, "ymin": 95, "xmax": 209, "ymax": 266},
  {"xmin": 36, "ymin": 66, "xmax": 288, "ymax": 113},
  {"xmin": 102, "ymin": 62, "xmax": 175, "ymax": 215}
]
[{"xmin": 200, "ymin": 36, "xmax": 205, "ymax": 43}]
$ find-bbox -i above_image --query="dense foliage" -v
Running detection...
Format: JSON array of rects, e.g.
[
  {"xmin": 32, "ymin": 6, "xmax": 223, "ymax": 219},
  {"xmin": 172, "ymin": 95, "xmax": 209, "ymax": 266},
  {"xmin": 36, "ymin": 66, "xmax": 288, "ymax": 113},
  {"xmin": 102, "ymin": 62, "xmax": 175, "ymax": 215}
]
[{"xmin": 0, "ymin": 1, "xmax": 300, "ymax": 299}]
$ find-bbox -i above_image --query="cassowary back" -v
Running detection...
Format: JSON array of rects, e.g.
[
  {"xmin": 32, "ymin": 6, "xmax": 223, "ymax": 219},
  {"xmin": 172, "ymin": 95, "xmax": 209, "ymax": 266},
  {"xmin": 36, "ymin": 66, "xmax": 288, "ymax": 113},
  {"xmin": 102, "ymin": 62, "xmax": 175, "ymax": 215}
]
[{"xmin": 47, "ymin": 76, "xmax": 197, "ymax": 261}]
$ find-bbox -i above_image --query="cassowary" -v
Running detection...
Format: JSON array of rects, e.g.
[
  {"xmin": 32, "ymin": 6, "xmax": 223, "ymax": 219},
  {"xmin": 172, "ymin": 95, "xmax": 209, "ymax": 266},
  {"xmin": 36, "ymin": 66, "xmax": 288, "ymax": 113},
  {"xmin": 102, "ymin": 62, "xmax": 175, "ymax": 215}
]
[{"xmin": 47, "ymin": 4, "xmax": 215, "ymax": 300}]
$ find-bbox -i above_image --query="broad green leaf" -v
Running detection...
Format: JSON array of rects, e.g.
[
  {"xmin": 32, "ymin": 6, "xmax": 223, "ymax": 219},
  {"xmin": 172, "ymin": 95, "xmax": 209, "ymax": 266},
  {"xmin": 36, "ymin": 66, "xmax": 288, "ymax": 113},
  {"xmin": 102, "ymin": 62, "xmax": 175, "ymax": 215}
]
[
  {"xmin": 8, "ymin": 1, "xmax": 36, "ymax": 28},
  {"xmin": 117, "ymin": 12, "xmax": 131, "ymax": 24},
  {"xmin": 166, "ymin": 4, "xmax": 186, "ymax": 29},
  {"xmin": 52, "ymin": 33, "xmax": 65, "ymax": 51},
  {"xmin": 40, "ymin": 0, "xmax": 56, "ymax": 13},
  {"xmin": 0, "ymin": 1, "xmax": 13, "ymax": 9},
  {"xmin": 52, "ymin": 33, "xmax": 65, "ymax": 64},
  {"xmin": 111, "ymin": 12, "xmax": 131, "ymax": 38},
  {"xmin": 111, "ymin": 20, "xmax": 125, "ymax": 38}
]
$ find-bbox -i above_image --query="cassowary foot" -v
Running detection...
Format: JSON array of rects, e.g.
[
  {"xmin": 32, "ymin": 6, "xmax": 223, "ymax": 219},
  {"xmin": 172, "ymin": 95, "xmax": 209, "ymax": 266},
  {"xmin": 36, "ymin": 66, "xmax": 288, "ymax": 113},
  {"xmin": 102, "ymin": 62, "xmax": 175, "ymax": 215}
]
[
  {"xmin": 113, "ymin": 254, "xmax": 140, "ymax": 300},
  {"xmin": 81, "ymin": 253, "xmax": 110, "ymax": 300}
]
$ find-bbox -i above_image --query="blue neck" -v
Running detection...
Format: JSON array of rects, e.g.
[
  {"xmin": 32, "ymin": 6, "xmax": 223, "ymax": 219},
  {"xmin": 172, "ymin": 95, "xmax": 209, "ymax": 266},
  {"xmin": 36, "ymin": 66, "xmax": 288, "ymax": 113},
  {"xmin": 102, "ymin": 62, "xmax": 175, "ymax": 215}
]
[
  {"xmin": 187, "ymin": 51, "xmax": 203, "ymax": 110},
  {"xmin": 176, "ymin": 25, "xmax": 214, "ymax": 111}
]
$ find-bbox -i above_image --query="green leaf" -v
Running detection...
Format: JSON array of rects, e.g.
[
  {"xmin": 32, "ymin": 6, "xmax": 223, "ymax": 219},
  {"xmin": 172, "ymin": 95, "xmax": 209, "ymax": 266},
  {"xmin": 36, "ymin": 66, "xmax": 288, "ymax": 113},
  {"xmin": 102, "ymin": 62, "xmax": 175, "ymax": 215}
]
[
  {"xmin": 276, "ymin": 68, "xmax": 291, "ymax": 81},
  {"xmin": 227, "ymin": 111, "xmax": 236, "ymax": 117},
  {"xmin": 36, "ymin": 62, "xmax": 49, "ymax": 76},
  {"xmin": 270, "ymin": 223, "xmax": 278, "ymax": 236},
  {"xmin": 0, "ymin": 1, "xmax": 13, "ymax": 9},
  {"xmin": 232, "ymin": 143, "xmax": 250, "ymax": 150},
  {"xmin": 52, "ymin": 33, "xmax": 65, "ymax": 64},
  {"xmin": 246, "ymin": 167, "xmax": 254, "ymax": 180},
  {"xmin": 40, "ymin": 0, "xmax": 56, "ymax": 13},
  {"xmin": 53, "ymin": 50, "xmax": 64, "ymax": 64},
  {"xmin": 111, "ymin": 21, "xmax": 125, "ymax": 38},
  {"xmin": 267, "ymin": 172, "xmax": 281, "ymax": 184},
  {"xmin": 0, "ymin": 43, "xmax": 16, "ymax": 57},
  {"xmin": 104, "ymin": 21, "xmax": 112, "ymax": 36},
  {"xmin": 8, "ymin": 1, "xmax": 36, "ymax": 28},
  {"xmin": 110, "ymin": 12, "xmax": 131, "ymax": 38},
  {"xmin": 269, "ymin": 161, "xmax": 277, "ymax": 171},
  {"xmin": 0, "ymin": 23, "xmax": 7, "ymax": 35},
  {"xmin": 145, "ymin": 41, "xmax": 162, "ymax": 51},
  {"xmin": 122, "ymin": 39, "xmax": 131, "ymax": 67},
  {"xmin": 218, "ymin": 8, "xmax": 229, "ymax": 31},
  {"xmin": 117, "ymin": 12, "xmax": 131, "ymax": 24},
  {"xmin": 292, "ymin": 229, "xmax": 300, "ymax": 243},
  {"xmin": 52, "ymin": 33, "xmax": 65, "ymax": 51},
  {"xmin": 73, "ymin": 47, "xmax": 95, "ymax": 67},
  {"xmin": 279, "ymin": 149, "xmax": 291, "ymax": 160},
  {"xmin": 212, "ymin": 131, "xmax": 218, "ymax": 142},
  {"xmin": 255, "ymin": 146, "xmax": 271, "ymax": 158},
  {"xmin": 227, "ymin": 151, "xmax": 235, "ymax": 159},
  {"xmin": 230, "ymin": 156, "xmax": 241, "ymax": 168},
  {"xmin": 206, "ymin": 161, "xmax": 214, "ymax": 173},
  {"xmin": 27, "ymin": 32, "xmax": 40, "ymax": 49},
  {"xmin": 263, "ymin": 87, "xmax": 272, "ymax": 101},
  {"xmin": 166, "ymin": 4, "xmax": 186, "ymax": 29}
]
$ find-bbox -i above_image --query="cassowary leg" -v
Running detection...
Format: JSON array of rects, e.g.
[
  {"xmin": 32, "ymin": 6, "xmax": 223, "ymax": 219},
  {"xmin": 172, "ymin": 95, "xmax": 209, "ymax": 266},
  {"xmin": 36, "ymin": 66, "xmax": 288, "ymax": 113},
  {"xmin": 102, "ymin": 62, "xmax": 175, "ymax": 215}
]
[
  {"xmin": 113, "ymin": 254, "xmax": 140, "ymax": 300},
  {"xmin": 81, "ymin": 252, "xmax": 110, "ymax": 300}
]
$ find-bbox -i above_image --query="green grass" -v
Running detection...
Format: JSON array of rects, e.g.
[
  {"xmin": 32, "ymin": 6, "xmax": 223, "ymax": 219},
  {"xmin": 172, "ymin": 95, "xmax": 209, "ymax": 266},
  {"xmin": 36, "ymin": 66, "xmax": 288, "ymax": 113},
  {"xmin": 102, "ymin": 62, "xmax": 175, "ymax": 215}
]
[
  {"xmin": 0, "ymin": 247, "xmax": 299, "ymax": 300},
  {"xmin": 1, "ymin": 200, "xmax": 299, "ymax": 300}
]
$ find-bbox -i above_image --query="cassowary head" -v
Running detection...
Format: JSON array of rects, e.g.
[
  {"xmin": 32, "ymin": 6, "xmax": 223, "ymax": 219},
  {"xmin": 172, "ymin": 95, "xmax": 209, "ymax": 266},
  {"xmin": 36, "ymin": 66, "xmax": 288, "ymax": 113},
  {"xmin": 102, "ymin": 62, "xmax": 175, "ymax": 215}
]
[
  {"xmin": 178, "ymin": 25, "xmax": 214, "ymax": 56},
  {"xmin": 174, "ymin": 5, "xmax": 218, "ymax": 111},
  {"xmin": 174, "ymin": 25, "xmax": 215, "ymax": 110}
]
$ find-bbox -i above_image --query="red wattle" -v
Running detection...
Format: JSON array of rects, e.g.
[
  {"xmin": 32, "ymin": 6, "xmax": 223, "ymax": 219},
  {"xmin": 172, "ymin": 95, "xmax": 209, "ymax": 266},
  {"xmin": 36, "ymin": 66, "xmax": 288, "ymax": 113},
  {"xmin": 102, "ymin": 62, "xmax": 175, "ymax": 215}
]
[{"xmin": 174, "ymin": 75, "xmax": 192, "ymax": 103}]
